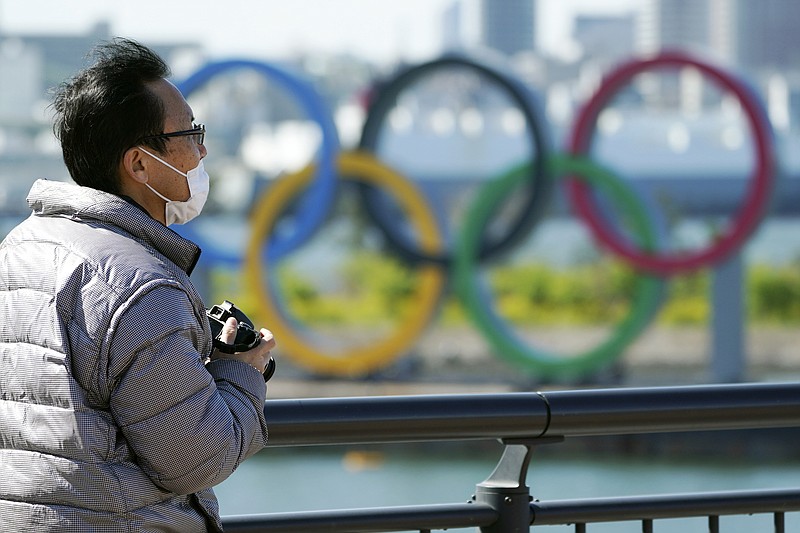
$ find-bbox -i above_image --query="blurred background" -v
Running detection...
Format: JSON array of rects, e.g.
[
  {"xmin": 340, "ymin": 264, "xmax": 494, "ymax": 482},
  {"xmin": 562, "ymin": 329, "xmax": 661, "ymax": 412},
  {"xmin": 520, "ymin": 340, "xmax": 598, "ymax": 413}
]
[{"xmin": 2, "ymin": 1, "xmax": 800, "ymax": 527}]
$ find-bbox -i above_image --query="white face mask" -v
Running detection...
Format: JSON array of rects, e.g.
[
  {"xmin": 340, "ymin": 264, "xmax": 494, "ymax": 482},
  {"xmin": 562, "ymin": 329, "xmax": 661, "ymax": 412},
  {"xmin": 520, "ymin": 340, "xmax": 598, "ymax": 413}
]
[{"xmin": 139, "ymin": 146, "xmax": 210, "ymax": 225}]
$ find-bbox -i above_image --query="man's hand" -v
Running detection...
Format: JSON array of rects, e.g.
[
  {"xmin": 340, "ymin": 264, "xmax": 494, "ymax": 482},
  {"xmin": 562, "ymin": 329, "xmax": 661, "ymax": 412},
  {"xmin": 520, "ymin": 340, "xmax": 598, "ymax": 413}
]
[{"xmin": 211, "ymin": 316, "xmax": 276, "ymax": 374}]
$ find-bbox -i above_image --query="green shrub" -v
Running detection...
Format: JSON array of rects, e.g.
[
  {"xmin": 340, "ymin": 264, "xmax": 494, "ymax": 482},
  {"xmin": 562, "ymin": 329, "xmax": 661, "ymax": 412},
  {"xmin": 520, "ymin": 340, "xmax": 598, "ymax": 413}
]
[
  {"xmin": 749, "ymin": 264, "xmax": 800, "ymax": 323},
  {"xmin": 212, "ymin": 254, "xmax": 800, "ymax": 327}
]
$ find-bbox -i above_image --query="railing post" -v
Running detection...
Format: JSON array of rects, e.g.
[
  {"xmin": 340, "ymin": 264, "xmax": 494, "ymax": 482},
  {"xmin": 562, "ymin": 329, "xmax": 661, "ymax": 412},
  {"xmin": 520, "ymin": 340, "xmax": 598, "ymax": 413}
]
[
  {"xmin": 711, "ymin": 251, "xmax": 745, "ymax": 383},
  {"xmin": 475, "ymin": 438, "xmax": 563, "ymax": 532}
]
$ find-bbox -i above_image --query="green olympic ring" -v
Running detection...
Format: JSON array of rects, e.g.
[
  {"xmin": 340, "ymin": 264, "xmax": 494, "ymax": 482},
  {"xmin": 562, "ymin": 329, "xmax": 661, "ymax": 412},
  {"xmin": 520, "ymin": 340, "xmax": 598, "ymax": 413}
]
[{"xmin": 453, "ymin": 155, "xmax": 665, "ymax": 377}]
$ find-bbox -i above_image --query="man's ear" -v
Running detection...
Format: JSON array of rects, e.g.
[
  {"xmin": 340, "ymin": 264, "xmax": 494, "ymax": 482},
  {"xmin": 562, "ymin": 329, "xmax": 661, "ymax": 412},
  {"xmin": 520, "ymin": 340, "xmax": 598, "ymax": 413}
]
[{"xmin": 121, "ymin": 146, "xmax": 150, "ymax": 185}]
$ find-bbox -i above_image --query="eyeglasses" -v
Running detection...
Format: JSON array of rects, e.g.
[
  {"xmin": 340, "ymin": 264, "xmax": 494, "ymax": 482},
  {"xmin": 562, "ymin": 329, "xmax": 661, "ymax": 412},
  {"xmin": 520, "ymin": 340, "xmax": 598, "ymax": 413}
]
[{"xmin": 142, "ymin": 123, "xmax": 205, "ymax": 146}]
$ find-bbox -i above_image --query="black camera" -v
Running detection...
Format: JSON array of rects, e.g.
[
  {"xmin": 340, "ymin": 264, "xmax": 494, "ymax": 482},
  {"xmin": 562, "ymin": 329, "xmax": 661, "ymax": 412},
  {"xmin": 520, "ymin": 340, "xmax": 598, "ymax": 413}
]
[{"xmin": 206, "ymin": 300, "xmax": 275, "ymax": 381}]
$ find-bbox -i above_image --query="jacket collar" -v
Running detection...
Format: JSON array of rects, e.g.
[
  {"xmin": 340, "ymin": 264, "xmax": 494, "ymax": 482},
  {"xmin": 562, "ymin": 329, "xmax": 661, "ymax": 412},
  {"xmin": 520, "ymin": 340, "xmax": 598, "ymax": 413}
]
[{"xmin": 27, "ymin": 179, "xmax": 202, "ymax": 275}]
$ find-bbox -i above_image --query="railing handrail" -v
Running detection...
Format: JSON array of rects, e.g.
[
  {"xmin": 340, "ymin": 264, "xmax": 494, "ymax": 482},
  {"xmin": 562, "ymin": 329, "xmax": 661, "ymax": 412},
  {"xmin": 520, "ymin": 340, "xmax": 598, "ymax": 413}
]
[
  {"xmin": 530, "ymin": 487, "xmax": 800, "ymax": 525},
  {"xmin": 264, "ymin": 382, "xmax": 800, "ymax": 446},
  {"xmin": 223, "ymin": 502, "xmax": 498, "ymax": 533},
  {"xmin": 233, "ymin": 382, "xmax": 800, "ymax": 532},
  {"xmin": 221, "ymin": 488, "xmax": 800, "ymax": 532}
]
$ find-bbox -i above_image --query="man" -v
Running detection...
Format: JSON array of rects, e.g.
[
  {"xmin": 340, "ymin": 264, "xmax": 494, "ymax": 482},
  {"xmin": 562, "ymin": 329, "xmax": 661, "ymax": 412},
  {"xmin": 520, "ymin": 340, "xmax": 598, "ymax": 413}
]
[{"xmin": 0, "ymin": 38, "xmax": 275, "ymax": 532}]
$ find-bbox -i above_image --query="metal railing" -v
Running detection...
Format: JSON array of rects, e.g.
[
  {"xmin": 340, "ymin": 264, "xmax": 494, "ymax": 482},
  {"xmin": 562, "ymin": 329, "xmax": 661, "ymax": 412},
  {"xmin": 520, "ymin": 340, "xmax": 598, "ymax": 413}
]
[{"xmin": 221, "ymin": 382, "xmax": 800, "ymax": 532}]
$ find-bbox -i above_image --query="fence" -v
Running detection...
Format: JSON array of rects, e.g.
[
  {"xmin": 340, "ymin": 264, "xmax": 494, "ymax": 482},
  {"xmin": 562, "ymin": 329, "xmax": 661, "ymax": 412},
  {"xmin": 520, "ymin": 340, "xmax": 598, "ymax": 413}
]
[{"xmin": 221, "ymin": 382, "xmax": 800, "ymax": 532}]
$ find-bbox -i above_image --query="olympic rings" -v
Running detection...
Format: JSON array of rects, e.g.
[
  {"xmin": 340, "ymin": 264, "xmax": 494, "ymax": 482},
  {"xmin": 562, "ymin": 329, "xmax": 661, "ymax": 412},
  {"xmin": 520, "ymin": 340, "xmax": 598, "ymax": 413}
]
[
  {"xmin": 177, "ymin": 50, "xmax": 776, "ymax": 378},
  {"xmin": 177, "ymin": 59, "xmax": 341, "ymax": 262},
  {"xmin": 357, "ymin": 52, "xmax": 553, "ymax": 266},
  {"xmin": 454, "ymin": 155, "xmax": 665, "ymax": 377},
  {"xmin": 244, "ymin": 151, "xmax": 446, "ymax": 377},
  {"xmin": 567, "ymin": 51, "xmax": 776, "ymax": 275}
]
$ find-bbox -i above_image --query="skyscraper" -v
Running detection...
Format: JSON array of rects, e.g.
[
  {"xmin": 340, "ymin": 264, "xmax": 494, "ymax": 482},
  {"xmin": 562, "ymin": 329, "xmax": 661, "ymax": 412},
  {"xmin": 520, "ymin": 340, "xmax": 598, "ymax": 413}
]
[
  {"xmin": 734, "ymin": 0, "xmax": 800, "ymax": 72},
  {"xmin": 638, "ymin": 0, "xmax": 713, "ymax": 56},
  {"xmin": 639, "ymin": 0, "xmax": 800, "ymax": 72},
  {"xmin": 481, "ymin": 0, "xmax": 535, "ymax": 56}
]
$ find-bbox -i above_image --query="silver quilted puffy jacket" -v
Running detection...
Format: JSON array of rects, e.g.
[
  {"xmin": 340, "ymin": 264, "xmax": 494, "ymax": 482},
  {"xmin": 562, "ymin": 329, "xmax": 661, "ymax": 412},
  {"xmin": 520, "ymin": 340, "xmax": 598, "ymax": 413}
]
[{"xmin": 0, "ymin": 180, "xmax": 269, "ymax": 532}]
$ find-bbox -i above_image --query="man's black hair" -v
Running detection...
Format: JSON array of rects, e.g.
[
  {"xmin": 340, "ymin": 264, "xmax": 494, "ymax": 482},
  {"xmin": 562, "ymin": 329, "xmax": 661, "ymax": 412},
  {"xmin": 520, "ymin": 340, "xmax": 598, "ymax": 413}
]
[{"xmin": 52, "ymin": 37, "xmax": 171, "ymax": 194}]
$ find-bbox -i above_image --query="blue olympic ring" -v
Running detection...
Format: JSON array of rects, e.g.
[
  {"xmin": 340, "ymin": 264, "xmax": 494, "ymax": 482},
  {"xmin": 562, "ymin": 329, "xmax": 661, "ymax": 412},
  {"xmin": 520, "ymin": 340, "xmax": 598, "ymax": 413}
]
[{"xmin": 175, "ymin": 59, "xmax": 340, "ymax": 262}]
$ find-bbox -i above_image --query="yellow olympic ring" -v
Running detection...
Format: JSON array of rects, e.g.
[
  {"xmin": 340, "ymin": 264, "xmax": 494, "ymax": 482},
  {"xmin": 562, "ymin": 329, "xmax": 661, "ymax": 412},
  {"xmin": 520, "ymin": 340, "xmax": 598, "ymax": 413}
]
[{"xmin": 244, "ymin": 151, "xmax": 446, "ymax": 377}]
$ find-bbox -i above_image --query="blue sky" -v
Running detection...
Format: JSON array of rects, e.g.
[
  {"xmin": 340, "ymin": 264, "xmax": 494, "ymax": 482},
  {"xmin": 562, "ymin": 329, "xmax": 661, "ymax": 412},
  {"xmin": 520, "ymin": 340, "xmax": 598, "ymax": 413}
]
[{"xmin": 0, "ymin": 0, "xmax": 640, "ymax": 64}]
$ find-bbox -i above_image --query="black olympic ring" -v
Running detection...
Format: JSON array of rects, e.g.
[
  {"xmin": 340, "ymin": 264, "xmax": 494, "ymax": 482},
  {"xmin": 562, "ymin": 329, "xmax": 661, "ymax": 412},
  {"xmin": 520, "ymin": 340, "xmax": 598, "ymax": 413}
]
[{"xmin": 357, "ymin": 52, "xmax": 553, "ymax": 266}]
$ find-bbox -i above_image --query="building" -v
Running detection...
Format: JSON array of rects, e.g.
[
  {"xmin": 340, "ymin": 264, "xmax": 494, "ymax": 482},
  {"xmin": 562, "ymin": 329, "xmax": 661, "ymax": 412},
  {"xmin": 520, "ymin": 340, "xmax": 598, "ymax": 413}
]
[
  {"xmin": 481, "ymin": 0, "xmax": 536, "ymax": 56},
  {"xmin": 734, "ymin": 0, "xmax": 800, "ymax": 73},
  {"xmin": 637, "ymin": 0, "xmax": 714, "ymax": 57},
  {"xmin": 573, "ymin": 14, "xmax": 637, "ymax": 64}
]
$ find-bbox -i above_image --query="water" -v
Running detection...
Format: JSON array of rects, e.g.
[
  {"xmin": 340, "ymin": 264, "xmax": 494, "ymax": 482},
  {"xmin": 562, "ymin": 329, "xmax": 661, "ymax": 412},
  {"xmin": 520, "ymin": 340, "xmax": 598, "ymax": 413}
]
[{"xmin": 215, "ymin": 446, "xmax": 800, "ymax": 532}]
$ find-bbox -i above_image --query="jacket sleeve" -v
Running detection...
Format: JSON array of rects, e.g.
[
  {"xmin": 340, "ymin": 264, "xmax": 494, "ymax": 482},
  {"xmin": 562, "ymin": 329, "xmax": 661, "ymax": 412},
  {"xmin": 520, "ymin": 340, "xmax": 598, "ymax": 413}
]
[{"xmin": 107, "ymin": 284, "xmax": 268, "ymax": 494}]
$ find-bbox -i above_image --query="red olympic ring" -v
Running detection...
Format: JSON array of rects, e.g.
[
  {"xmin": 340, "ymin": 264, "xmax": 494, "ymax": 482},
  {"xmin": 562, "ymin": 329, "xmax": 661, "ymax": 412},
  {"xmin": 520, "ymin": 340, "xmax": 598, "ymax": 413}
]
[{"xmin": 567, "ymin": 50, "xmax": 776, "ymax": 275}]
